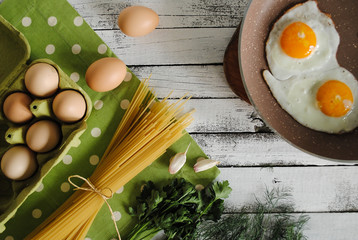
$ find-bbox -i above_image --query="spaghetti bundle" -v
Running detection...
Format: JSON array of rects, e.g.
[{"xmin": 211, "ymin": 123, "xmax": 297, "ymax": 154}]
[{"xmin": 25, "ymin": 78, "xmax": 194, "ymax": 240}]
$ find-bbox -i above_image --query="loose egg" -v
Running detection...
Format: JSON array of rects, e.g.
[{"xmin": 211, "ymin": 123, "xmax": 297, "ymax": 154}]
[
  {"xmin": 52, "ymin": 90, "xmax": 87, "ymax": 123},
  {"xmin": 24, "ymin": 63, "xmax": 59, "ymax": 97},
  {"xmin": 85, "ymin": 57, "xmax": 127, "ymax": 92},
  {"xmin": 1, "ymin": 145, "xmax": 37, "ymax": 180},
  {"xmin": 26, "ymin": 120, "xmax": 61, "ymax": 153},
  {"xmin": 3, "ymin": 92, "xmax": 33, "ymax": 124},
  {"xmin": 118, "ymin": 6, "xmax": 159, "ymax": 37}
]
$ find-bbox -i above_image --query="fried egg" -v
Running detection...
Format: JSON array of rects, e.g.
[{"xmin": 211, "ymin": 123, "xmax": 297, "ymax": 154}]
[
  {"xmin": 266, "ymin": 1, "xmax": 339, "ymax": 80},
  {"xmin": 263, "ymin": 67, "xmax": 358, "ymax": 133}
]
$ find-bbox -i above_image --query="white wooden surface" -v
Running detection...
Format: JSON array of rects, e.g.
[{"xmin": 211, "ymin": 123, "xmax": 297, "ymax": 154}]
[{"xmin": 71, "ymin": 0, "xmax": 358, "ymax": 239}]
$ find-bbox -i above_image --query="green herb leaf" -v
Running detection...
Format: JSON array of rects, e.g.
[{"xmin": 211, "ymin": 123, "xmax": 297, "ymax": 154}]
[
  {"xmin": 127, "ymin": 178, "xmax": 232, "ymax": 240},
  {"xmin": 211, "ymin": 180, "xmax": 232, "ymax": 199}
]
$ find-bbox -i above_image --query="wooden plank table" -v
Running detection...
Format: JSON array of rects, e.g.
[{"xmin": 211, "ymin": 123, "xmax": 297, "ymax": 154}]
[
  {"xmin": 69, "ymin": 0, "xmax": 358, "ymax": 239},
  {"xmin": 24, "ymin": 0, "xmax": 358, "ymax": 239}
]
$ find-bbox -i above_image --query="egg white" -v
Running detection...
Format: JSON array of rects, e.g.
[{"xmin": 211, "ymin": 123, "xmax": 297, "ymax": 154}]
[
  {"xmin": 263, "ymin": 67, "xmax": 358, "ymax": 133},
  {"xmin": 266, "ymin": 1, "xmax": 340, "ymax": 80}
]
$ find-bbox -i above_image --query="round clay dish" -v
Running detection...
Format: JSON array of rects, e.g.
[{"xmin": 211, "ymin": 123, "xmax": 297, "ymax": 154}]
[{"xmin": 239, "ymin": 0, "xmax": 358, "ymax": 160}]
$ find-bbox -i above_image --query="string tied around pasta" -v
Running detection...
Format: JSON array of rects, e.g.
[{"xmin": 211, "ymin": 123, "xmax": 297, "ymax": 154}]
[{"xmin": 68, "ymin": 175, "xmax": 121, "ymax": 240}]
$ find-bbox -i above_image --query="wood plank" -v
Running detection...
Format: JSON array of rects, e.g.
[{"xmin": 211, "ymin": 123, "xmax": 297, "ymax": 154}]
[
  {"xmin": 96, "ymin": 28, "xmax": 235, "ymax": 65},
  {"xmin": 135, "ymin": 212, "xmax": 358, "ymax": 239},
  {"xmin": 191, "ymin": 133, "xmax": 357, "ymax": 166},
  {"xmin": 83, "ymin": 15, "xmax": 243, "ymax": 30},
  {"xmin": 171, "ymin": 98, "xmax": 357, "ymax": 166},
  {"xmin": 176, "ymin": 99, "xmax": 260, "ymax": 133},
  {"xmin": 70, "ymin": 0, "xmax": 249, "ymax": 16},
  {"xmin": 213, "ymin": 213, "xmax": 358, "ymax": 240},
  {"xmin": 132, "ymin": 65, "xmax": 237, "ymax": 98},
  {"xmin": 70, "ymin": 0, "xmax": 248, "ymax": 29},
  {"xmin": 303, "ymin": 213, "xmax": 358, "ymax": 240},
  {"xmin": 216, "ymin": 167, "xmax": 358, "ymax": 212}
]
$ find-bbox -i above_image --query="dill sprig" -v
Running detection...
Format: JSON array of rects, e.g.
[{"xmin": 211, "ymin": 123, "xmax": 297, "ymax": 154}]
[{"xmin": 198, "ymin": 187, "xmax": 309, "ymax": 240}]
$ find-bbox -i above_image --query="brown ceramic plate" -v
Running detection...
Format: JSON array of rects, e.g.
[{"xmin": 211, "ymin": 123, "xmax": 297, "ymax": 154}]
[{"xmin": 239, "ymin": 0, "xmax": 358, "ymax": 160}]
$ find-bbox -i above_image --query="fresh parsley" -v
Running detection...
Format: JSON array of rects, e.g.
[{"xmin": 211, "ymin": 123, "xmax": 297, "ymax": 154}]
[{"xmin": 127, "ymin": 178, "xmax": 232, "ymax": 240}]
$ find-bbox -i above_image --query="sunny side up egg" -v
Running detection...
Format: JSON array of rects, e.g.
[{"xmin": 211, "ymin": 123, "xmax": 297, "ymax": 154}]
[
  {"xmin": 263, "ymin": 0, "xmax": 358, "ymax": 134},
  {"xmin": 263, "ymin": 67, "xmax": 358, "ymax": 134},
  {"xmin": 265, "ymin": 1, "xmax": 339, "ymax": 80}
]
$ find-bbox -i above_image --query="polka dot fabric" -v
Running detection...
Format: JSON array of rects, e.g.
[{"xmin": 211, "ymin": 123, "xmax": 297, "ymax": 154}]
[{"xmin": 0, "ymin": 0, "xmax": 220, "ymax": 239}]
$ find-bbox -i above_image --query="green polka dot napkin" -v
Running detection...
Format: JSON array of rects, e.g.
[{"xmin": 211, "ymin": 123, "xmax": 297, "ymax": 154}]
[{"xmin": 0, "ymin": 0, "xmax": 219, "ymax": 239}]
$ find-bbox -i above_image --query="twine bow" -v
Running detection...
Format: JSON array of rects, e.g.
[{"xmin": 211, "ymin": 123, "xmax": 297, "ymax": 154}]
[{"xmin": 68, "ymin": 175, "xmax": 121, "ymax": 240}]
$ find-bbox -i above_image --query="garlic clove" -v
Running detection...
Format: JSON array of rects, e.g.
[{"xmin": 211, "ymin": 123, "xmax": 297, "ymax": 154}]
[
  {"xmin": 169, "ymin": 153, "xmax": 186, "ymax": 174},
  {"xmin": 196, "ymin": 157, "xmax": 206, "ymax": 162},
  {"xmin": 168, "ymin": 143, "xmax": 191, "ymax": 174},
  {"xmin": 193, "ymin": 159, "xmax": 220, "ymax": 173}
]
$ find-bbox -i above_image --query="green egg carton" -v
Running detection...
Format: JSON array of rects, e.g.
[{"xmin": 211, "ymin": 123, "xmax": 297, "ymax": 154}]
[{"xmin": 0, "ymin": 15, "xmax": 92, "ymax": 232}]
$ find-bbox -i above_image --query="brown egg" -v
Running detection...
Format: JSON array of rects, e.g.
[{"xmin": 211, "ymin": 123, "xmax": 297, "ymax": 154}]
[
  {"xmin": 26, "ymin": 120, "xmax": 61, "ymax": 153},
  {"xmin": 118, "ymin": 6, "xmax": 159, "ymax": 37},
  {"xmin": 3, "ymin": 92, "xmax": 33, "ymax": 124},
  {"xmin": 52, "ymin": 90, "xmax": 87, "ymax": 123},
  {"xmin": 85, "ymin": 57, "xmax": 127, "ymax": 92},
  {"xmin": 24, "ymin": 63, "xmax": 59, "ymax": 97},
  {"xmin": 1, "ymin": 145, "xmax": 37, "ymax": 180}
]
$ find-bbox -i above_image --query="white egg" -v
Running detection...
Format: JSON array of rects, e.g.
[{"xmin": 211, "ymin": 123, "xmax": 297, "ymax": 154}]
[
  {"xmin": 263, "ymin": 67, "xmax": 358, "ymax": 133},
  {"xmin": 266, "ymin": 1, "xmax": 339, "ymax": 80}
]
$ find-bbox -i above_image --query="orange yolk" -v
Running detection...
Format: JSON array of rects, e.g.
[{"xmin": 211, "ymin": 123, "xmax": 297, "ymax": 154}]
[
  {"xmin": 316, "ymin": 80, "xmax": 353, "ymax": 117},
  {"xmin": 280, "ymin": 22, "xmax": 316, "ymax": 59}
]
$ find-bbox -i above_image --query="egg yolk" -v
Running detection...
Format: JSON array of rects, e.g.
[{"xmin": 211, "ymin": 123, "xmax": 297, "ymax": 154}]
[
  {"xmin": 316, "ymin": 80, "xmax": 353, "ymax": 117},
  {"xmin": 280, "ymin": 22, "xmax": 316, "ymax": 59}
]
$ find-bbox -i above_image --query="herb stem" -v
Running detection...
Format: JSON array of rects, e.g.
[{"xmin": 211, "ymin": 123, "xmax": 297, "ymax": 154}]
[
  {"xmin": 128, "ymin": 221, "xmax": 152, "ymax": 240},
  {"xmin": 139, "ymin": 229, "xmax": 161, "ymax": 240},
  {"xmin": 196, "ymin": 198, "xmax": 216, "ymax": 221}
]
